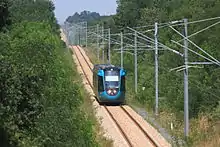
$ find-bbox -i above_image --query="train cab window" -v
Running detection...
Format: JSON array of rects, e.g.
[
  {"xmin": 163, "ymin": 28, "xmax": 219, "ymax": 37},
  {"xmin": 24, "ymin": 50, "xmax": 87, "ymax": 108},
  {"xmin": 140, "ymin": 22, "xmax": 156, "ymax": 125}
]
[
  {"xmin": 104, "ymin": 70, "xmax": 120, "ymax": 89},
  {"xmin": 120, "ymin": 76, "xmax": 125, "ymax": 91},
  {"xmin": 98, "ymin": 76, "xmax": 104, "ymax": 92}
]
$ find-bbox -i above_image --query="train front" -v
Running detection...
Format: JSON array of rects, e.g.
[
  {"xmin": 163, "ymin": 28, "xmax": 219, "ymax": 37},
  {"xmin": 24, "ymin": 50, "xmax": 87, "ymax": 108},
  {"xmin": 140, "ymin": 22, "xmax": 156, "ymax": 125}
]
[{"xmin": 98, "ymin": 67, "xmax": 126, "ymax": 104}]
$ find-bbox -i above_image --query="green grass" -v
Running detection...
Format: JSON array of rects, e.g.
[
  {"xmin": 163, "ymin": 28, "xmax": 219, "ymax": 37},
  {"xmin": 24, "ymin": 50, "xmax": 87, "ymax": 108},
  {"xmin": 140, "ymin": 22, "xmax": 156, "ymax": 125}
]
[{"xmin": 70, "ymin": 47, "xmax": 113, "ymax": 147}]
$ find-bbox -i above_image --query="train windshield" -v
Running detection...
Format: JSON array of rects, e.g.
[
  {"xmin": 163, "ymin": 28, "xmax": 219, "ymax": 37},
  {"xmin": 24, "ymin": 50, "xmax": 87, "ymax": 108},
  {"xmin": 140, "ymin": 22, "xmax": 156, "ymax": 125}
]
[{"xmin": 104, "ymin": 70, "xmax": 119, "ymax": 88}]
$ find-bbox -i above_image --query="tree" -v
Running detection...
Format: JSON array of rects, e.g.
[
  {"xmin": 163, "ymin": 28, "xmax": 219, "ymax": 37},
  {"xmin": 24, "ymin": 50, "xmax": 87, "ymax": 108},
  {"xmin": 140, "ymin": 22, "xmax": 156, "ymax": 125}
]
[
  {"xmin": 0, "ymin": 1, "xmax": 99, "ymax": 146},
  {"xmin": 66, "ymin": 11, "xmax": 101, "ymax": 23}
]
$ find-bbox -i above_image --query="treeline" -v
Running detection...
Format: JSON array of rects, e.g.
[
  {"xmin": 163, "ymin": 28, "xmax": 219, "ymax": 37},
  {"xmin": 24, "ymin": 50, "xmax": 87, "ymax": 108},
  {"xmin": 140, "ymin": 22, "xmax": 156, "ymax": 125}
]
[
  {"xmin": 66, "ymin": 11, "xmax": 101, "ymax": 24},
  {"xmin": 0, "ymin": 0, "xmax": 98, "ymax": 146},
  {"xmin": 66, "ymin": 10, "xmax": 117, "ymax": 28}
]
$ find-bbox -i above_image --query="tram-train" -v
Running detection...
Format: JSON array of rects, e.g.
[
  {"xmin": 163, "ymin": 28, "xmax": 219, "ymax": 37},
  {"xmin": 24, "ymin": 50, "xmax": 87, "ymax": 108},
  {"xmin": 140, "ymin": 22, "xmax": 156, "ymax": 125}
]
[{"xmin": 93, "ymin": 64, "xmax": 126, "ymax": 104}]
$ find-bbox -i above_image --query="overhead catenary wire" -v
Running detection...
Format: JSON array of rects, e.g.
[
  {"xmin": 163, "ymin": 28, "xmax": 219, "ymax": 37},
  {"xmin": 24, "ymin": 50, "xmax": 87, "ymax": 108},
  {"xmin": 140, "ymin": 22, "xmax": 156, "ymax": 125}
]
[
  {"xmin": 176, "ymin": 20, "xmax": 220, "ymax": 42},
  {"xmin": 169, "ymin": 25, "xmax": 220, "ymax": 65},
  {"xmin": 132, "ymin": 16, "xmax": 220, "ymax": 31},
  {"xmin": 127, "ymin": 26, "xmax": 184, "ymax": 56},
  {"xmin": 171, "ymin": 40, "xmax": 220, "ymax": 66},
  {"xmin": 88, "ymin": 29, "xmax": 151, "ymax": 48},
  {"xmin": 88, "ymin": 31, "xmax": 140, "ymax": 48}
]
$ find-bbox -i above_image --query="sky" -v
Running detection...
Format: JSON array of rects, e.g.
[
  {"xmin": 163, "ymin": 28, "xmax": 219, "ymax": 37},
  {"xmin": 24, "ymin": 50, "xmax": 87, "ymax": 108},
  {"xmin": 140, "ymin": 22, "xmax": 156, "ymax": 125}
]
[{"xmin": 53, "ymin": 0, "xmax": 117, "ymax": 24}]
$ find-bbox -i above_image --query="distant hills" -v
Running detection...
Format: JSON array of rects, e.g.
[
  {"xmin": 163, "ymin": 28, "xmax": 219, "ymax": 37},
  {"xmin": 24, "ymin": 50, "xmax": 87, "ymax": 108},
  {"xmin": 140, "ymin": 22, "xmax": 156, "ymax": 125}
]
[{"xmin": 65, "ymin": 10, "xmax": 117, "ymax": 33}]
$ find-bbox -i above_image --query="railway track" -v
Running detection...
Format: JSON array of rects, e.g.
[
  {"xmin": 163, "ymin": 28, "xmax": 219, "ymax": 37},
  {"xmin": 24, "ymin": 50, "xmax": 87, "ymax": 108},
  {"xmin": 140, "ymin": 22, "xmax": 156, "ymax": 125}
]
[{"xmin": 72, "ymin": 45, "xmax": 169, "ymax": 147}]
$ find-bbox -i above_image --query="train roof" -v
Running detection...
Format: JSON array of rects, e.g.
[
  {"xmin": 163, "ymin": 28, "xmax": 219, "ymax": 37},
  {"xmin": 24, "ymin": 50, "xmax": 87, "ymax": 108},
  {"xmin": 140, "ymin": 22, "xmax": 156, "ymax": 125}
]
[{"xmin": 93, "ymin": 64, "xmax": 122, "ymax": 70}]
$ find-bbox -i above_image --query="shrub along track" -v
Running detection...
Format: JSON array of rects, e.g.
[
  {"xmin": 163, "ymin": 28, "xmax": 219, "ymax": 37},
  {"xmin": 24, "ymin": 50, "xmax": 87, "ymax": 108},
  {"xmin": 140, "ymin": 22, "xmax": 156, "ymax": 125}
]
[{"xmin": 72, "ymin": 45, "xmax": 171, "ymax": 147}]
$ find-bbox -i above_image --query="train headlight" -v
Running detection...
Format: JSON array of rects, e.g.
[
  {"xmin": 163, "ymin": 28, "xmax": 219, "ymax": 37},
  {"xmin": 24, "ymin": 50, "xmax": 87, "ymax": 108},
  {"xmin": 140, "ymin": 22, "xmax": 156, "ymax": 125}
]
[
  {"xmin": 113, "ymin": 89, "xmax": 117, "ymax": 94},
  {"xmin": 107, "ymin": 89, "xmax": 111, "ymax": 94}
]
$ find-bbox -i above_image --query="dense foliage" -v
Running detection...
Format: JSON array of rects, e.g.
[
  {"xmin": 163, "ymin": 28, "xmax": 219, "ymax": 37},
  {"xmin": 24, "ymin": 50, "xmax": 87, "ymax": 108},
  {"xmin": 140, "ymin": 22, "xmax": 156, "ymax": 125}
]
[
  {"xmin": 0, "ymin": 0, "xmax": 98, "ymax": 146},
  {"xmin": 66, "ymin": 10, "xmax": 117, "ymax": 29},
  {"xmin": 66, "ymin": 11, "xmax": 101, "ymax": 24}
]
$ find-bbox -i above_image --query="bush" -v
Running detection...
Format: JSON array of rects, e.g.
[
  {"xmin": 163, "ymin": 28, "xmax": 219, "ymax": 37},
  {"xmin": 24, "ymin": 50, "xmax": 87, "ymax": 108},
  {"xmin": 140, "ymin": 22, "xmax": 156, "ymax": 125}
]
[{"xmin": 0, "ymin": 1, "xmax": 99, "ymax": 146}]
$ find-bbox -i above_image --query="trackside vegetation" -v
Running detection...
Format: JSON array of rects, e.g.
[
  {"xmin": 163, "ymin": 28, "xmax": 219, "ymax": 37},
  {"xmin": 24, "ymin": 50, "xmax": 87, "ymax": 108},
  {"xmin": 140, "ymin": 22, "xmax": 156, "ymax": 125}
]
[{"xmin": 0, "ymin": 0, "xmax": 100, "ymax": 146}]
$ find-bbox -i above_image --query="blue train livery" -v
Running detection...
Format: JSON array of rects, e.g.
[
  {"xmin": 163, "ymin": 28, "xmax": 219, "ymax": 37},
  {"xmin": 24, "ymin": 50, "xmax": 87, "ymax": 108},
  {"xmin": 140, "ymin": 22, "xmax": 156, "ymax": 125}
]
[{"xmin": 92, "ymin": 64, "xmax": 126, "ymax": 104}]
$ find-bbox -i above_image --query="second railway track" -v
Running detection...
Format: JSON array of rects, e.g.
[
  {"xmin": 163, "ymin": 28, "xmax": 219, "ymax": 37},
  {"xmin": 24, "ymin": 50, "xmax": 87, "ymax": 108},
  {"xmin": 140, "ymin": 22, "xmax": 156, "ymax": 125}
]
[{"xmin": 72, "ymin": 45, "xmax": 169, "ymax": 147}]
